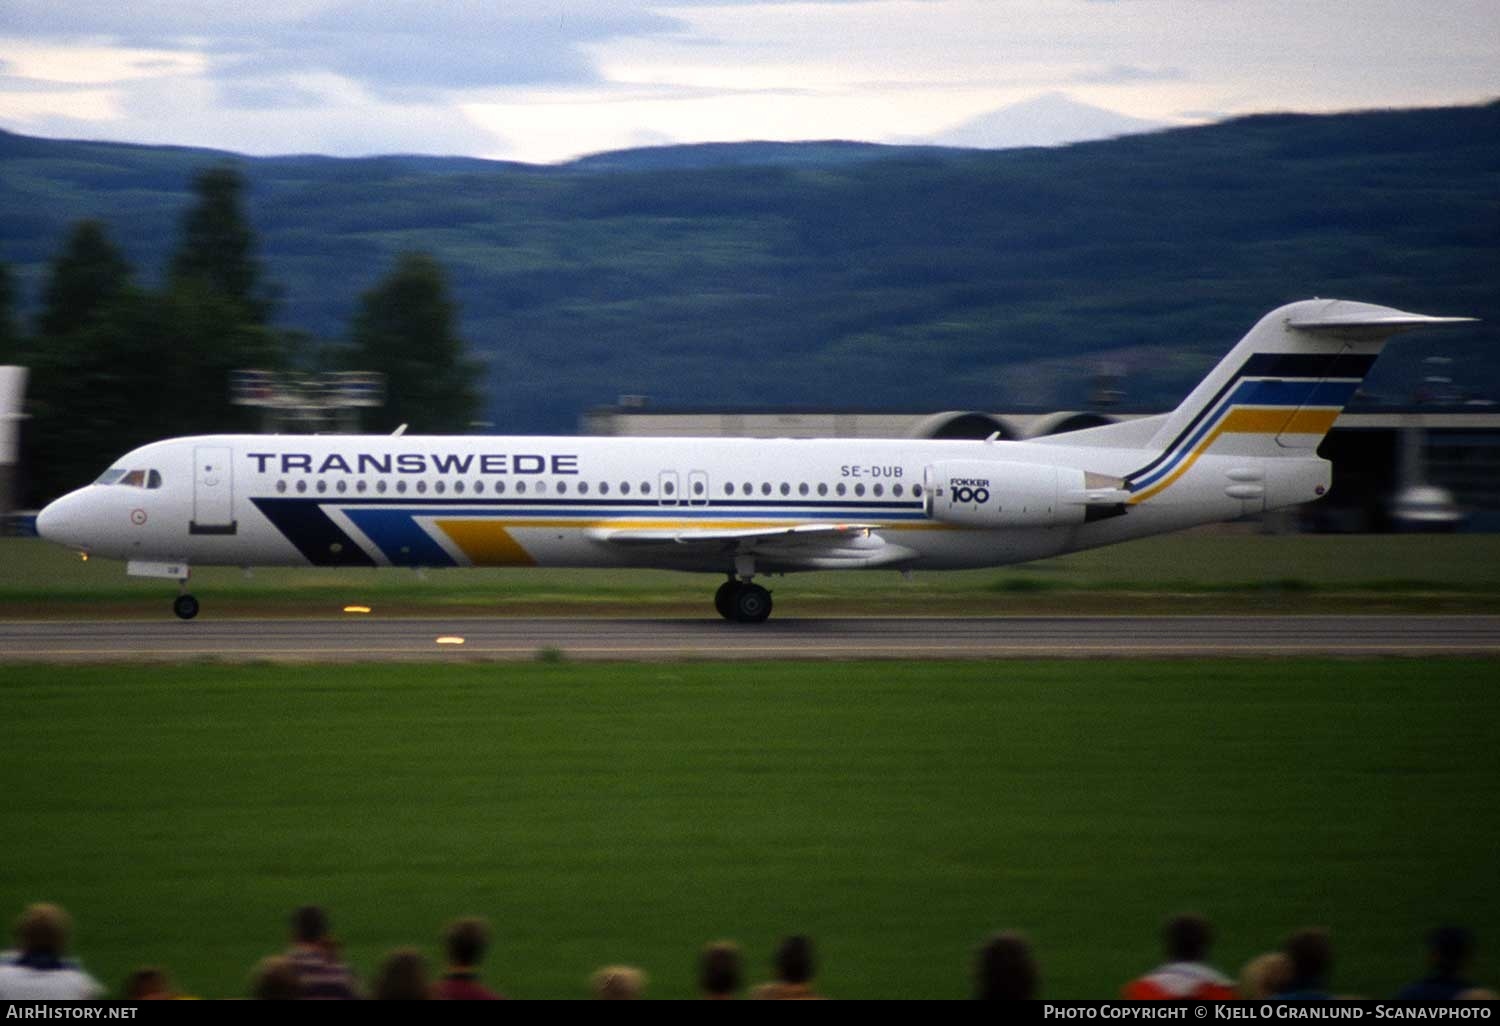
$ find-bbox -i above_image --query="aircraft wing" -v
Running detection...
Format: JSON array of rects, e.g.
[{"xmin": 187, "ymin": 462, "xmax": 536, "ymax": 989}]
[{"xmin": 588, "ymin": 522, "xmax": 919, "ymax": 569}]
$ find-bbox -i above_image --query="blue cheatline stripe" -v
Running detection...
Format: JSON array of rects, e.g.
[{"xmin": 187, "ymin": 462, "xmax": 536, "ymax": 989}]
[
  {"xmin": 343, "ymin": 508, "xmax": 458, "ymax": 567},
  {"xmin": 1126, "ymin": 377, "xmax": 1360, "ymax": 492}
]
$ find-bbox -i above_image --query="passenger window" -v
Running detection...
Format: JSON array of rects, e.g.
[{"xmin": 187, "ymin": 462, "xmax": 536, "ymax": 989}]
[
  {"xmin": 377, "ymin": 480, "xmax": 388, "ymax": 494},
  {"xmin": 601, "ymin": 482, "xmax": 611, "ymax": 495},
  {"xmin": 779, "ymin": 483, "xmax": 790, "ymax": 496},
  {"xmin": 316, "ymin": 480, "xmax": 327, "ymax": 494},
  {"xmin": 557, "ymin": 481, "xmax": 567, "ymax": 494},
  {"xmin": 873, "ymin": 483, "xmax": 883, "ymax": 497},
  {"xmin": 296, "ymin": 480, "xmax": 308, "ymax": 494},
  {"xmin": 357, "ymin": 480, "xmax": 368, "ymax": 494},
  {"xmin": 836, "ymin": 483, "xmax": 846, "ymax": 496},
  {"xmin": 799, "ymin": 483, "xmax": 809, "ymax": 496},
  {"xmin": 854, "ymin": 483, "xmax": 865, "ymax": 497},
  {"xmin": 818, "ymin": 483, "xmax": 828, "ymax": 496},
  {"xmin": 276, "ymin": 480, "xmax": 287, "ymax": 494},
  {"xmin": 579, "ymin": 482, "xmax": 589, "ymax": 495},
  {"xmin": 516, "ymin": 481, "xmax": 527, "ymax": 494},
  {"xmin": 454, "ymin": 481, "xmax": 464, "ymax": 494},
  {"xmin": 434, "ymin": 481, "xmax": 445, "ymax": 494},
  {"xmin": 913, "ymin": 484, "xmax": 923, "ymax": 497},
  {"xmin": 336, "ymin": 480, "xmax": 347, "ymax": 494},
  {"xmin": 761, "ymin": 482, "xmax": 771, "ymax": 496},
  {"xmin": 893, "ymin": 483, "xmax": 903, "ymax": 497},
  {"xmin": 616, "ymin": 482, "xmax": 626, "ymax": 495},
  {"xmin": 743, "ymin": 483, "xmax": 752, "ymax": 496},
  {"xmin": 474, "ymin": 481, "xmax": 485, "ymax": 494},
  {"xmin": 641, "ymin": 482, "xmax": 651, "ymax": 495},
  {"xmin": 495, "ymin": 481, "xmax": 506, "ymax": 494},
  {"xmin": 396, "ymin": 481, "xmax": 407, "ymax": 494},
  {"xmin": 416, "ymin": 481, "xmax": 427, "ymax": 494}
]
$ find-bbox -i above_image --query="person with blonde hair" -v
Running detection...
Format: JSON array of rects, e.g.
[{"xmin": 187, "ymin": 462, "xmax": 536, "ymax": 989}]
[
  {"xmin": 0, "ymin": 903, "xmax": 103, "ymax": 1000},
  {"xmin": 591, "ymin": 965, "xmax": 646, "ymax": 999},
  {"xmin": 1239, "ymin": 951, "xmax": 1293, "ymax": 999}
]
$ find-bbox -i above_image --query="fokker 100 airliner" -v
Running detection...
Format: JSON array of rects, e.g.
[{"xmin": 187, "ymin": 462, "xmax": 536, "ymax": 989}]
[{"xmin": 35, "ymin": 300, "xmax": 1473, "ymax": 622}]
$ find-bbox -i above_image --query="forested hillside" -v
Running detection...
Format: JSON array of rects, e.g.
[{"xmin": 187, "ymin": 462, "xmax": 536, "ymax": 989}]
[{"xmin": 2, "ymin": 101, "xmax": 1496, "ymax": 433}]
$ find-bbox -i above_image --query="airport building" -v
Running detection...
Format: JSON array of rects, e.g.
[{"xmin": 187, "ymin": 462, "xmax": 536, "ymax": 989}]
[{"xmin": 583, "ymin": 401, "xmax": 1500, "ymax": 532}]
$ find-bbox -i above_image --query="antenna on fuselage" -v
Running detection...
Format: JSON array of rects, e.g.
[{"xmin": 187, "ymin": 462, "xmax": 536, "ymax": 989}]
[{"xmin": 391, "ymin": 424, "xmax": 408, "ymax": 437}]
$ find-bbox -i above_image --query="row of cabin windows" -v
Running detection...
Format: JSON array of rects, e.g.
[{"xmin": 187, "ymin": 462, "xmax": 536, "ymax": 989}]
[{"xmin": 271, "ymin": 477, "xmax": 922, "ymax": 500}]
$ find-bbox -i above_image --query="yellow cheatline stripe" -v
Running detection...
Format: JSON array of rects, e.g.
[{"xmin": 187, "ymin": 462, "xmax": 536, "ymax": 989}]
[
  {"xmin": 1129, "ymin": 406, "xmax": 1341, "ymax": 505},
  {"xmin": 437, "ymin": 520, "xmax": 537, "ymax": 566}
]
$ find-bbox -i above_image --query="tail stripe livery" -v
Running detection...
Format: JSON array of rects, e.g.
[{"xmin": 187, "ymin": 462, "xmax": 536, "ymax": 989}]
[{"xmin": 1123, "ymin": 356, "xmax": 1371, "ymax": 500}]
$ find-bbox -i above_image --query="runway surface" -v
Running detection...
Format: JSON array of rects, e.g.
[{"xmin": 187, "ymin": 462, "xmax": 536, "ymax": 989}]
[{"xmin": 0, "ymin": 615, "xmax": 1497, "ymax": 661}]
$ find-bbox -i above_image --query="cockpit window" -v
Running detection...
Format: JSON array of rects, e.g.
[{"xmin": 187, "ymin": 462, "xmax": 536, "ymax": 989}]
[{"xmin": 96, "ymin": 468, "xmax": 163, "ymax": 488}]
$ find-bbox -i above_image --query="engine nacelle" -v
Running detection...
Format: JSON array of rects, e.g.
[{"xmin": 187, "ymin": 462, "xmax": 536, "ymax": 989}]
[{"xmin": 924, "ymin": 460, "xmax": 1092, "ymax": 528}]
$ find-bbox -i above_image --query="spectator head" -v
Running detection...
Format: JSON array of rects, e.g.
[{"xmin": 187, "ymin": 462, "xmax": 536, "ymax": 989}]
[
  {"xmin": 290, "ymin": 905, "xmax": 329, "ymax": 945},
  {"xmin": 1239, "ymin": 952, "xmax": 1293, "ymax": 999},
  {"xmin": 592, "ymin": 965, "xmax": 645, "ymax": 1000},
  {"xmin": 122, "ymin": 967, "xmax": 172, "ymax": 1000},
  {"xmin": 14, "ymin": 903, "xmax": 70, "ymax": 959},
  {"xmin": 1428, "ymin": 926, "xmax": 1476, "ymax": 978},
  {"xmin": 374, "ymin": 947, "xmax": 430, "ymax": 1000},
  {"xmin": 250, "ymin": 956, "xmax": 302, "ymax": 1000},
  {"xmin": 699, "ymin": 941, "xmax": 743, "ymax": 998},
  {"xmin": 1284, "ymin": 928, "xmax": 1333, "ymax": 988},
  {"xmin": 445, "ymin": 917, "xmax": 490, "ymax": 969},
  {"xmin": 774, "ymin": 935, "xmax": 815, "ymax": 985},
  {"xmin": 1163, "ymin": 914, "xmax": 1214, "ymax": 963},
  {"xmin": 975, "ymin": 931, "xmax": 1039, "ymax": 1000}
]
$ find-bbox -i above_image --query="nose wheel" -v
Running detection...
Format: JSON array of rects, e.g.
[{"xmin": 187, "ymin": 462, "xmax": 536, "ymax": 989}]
[
  {"xmin": 714, "ymin": 578, "xmax": 772, "ymax": 624},
  {"xmin": 172, "ymin": 593, "xmax": 200, "ymax": 620}
]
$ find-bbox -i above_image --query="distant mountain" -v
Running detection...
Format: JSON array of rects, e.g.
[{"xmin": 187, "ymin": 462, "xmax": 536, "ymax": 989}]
[
  {"xmin": 564, "ymin": 140, "xmax": 961, "ymax": 173},
  {"xmin": 1, "ymin": 101, "xmax": 1496, "ymax": 435},
  {"xmin": 928, "ymin": 92, "xmax": 1168, "ymax": 148}
]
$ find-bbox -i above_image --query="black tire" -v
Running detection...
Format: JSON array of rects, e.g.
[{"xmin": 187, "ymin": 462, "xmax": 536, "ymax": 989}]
[
  {"xmin": 173, "ymin": 594, "xmax": 200, "ymax": 621},
  {"xmin": 714, "ymin": 580, "xmax": 739, "ymax": 620},
  {"xmin": 731, "ymin": 583, "xmax": 773, "ymax": 624}
]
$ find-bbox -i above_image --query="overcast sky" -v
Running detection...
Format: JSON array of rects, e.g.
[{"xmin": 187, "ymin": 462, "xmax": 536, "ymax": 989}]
[{"xmin": 1, "ymin": 0, "xmax": 1496, "ymax": 163}]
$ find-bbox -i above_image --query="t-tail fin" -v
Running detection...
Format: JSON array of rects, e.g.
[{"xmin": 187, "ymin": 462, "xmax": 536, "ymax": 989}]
[{"xmin": 1123, "ymin": 299, "xmax": 1474, "ymax": 503}]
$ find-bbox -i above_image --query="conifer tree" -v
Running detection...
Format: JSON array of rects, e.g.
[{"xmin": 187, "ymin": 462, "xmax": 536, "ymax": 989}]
[{"xmin": 349, "ymin": 252, "xmax": 482, "ymax": 433}]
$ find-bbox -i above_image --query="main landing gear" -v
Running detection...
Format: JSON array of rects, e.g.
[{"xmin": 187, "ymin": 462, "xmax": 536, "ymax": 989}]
[
  {"xmin": 715, "ymin": 573, "xmax": 773, "ymax": 624},
  {"xmin": 173, "ymin": 589, "xmax": 199, "ymax": 620}
]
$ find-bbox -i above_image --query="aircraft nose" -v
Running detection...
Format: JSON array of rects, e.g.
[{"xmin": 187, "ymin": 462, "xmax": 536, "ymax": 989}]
[{"xmin": 36, "ymin": 493, "xmax": 83, "ymax": 547}]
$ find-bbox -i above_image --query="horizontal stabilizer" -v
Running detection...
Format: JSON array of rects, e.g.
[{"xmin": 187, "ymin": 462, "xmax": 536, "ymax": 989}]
[{"xmin": 1288, "ymin": 308, "xmax": 1476, "ymax": 341}]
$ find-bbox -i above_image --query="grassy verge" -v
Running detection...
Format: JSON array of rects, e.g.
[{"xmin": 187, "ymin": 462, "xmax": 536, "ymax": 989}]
[
  {"xmin": 2, "ymin": 659, "xmax": 1495, "ymax": 998},
  {"xmin": 3, "ymin": 532, "xmax": 1499, "ymax": 618}
]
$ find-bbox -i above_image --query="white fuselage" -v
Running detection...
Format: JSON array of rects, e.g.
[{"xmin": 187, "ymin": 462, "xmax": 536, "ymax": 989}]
[{"xmin": 34, "ymin": 431, "xmax": 1322, "ymax": 576}]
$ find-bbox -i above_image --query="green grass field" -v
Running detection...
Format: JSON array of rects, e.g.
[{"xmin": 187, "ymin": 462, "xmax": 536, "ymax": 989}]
[
  {"xmin": 2, "ymin": 659, "xmax": 1496, "ymax": 999},
  {"xmin": 3, "ymin": 532, "xmax": 1500, "ymax": 618}
]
